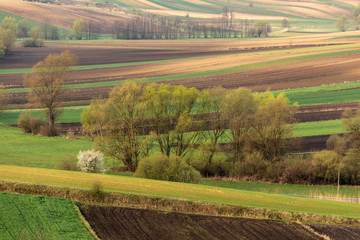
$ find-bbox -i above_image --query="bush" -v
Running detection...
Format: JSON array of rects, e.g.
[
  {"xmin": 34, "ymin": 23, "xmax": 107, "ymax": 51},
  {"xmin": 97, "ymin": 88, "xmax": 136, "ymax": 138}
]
[
  {"xmin": 281, "ymin": 156, "xmax": 311, "ymax": 184},
  {"xmin": 17, "ymin": 112, "xmax": 42, "ymax": 134},
  {"xmin": 135, "ymin": 152, "xmax": 201, "ymax": 183},
  {"xmin": 77, "ymin": 149, "xmax": 104, "ymax": 173},
  {"xmin": 230, "ymin": 151, "xmax": 269, "ymax": 180},
  {"xmin": 310, "ymin": 150, "xmax": 340, "ymax": 184},
  {"xmin": 22, "ymin": 39, "xmax": 43, "ymax": 47},
  {"xmin": 39, "ymin": 125, "xmax": 60, "ymax": 137},
  {"xmin": 57, "ymin": 156, "xmax": 78, "ymax": 171},
  {"xmin": 90, "ymin": 181, "xmax": 105, "ymax": 201}
]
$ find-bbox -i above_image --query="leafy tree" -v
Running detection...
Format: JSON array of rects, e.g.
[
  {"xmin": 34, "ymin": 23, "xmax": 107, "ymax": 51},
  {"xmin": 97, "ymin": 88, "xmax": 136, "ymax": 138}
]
[
  {"xmin": 0, "ymin": 84, "xmax": 9, "ymax": 113},
  {"xmin": 0, "ymin": 27, "xmax": 16, "ymax": 55},
  {"xmin": 26, "ymin": 26, "xmax": 44, "ymax": 47},
  {"xmin": 195, "ymin": 86, "xmax": 227, "ymax": 170},
  {"xmin": 336, "ymin": 15, "xmax": 350, "ymax": 32},
  {"xmin": 48, "ymin": 25, "xmax": 59, "ymax": 40},
  {"xmin": 254, "ymin": 20, "xmax": 271, "ymax": 37},
  {"xmin": 142, "ymin": 83, "xmax": 201, "ymax": 158},
  {"xmin": 24, "ymin": 50, "xmax": 77, "ymax": 131},
  {"xmin": 248, "ymin": 91, "xmax": 297, "ymax": 162},
  {"xmin": 81, "ymin": 98, "xmax": 107, "ymax": 140},
  {"xmin": 222, "ymin": 88, "xmax": 258, "ymax": 162},
  {"xmin": 17, "ymin": 19, "xmax": 30, "ymax": 38},
  {"xmin": 82, "ymin": 82, "xmax": 151, "ymax": 172},
  {"xmin": 0, "ymin": 16, "xmax": 17, "ymax": 33},
  {"xmin": 72, "ymin": 19, "xmax": 88, "ymax": 40},
  {"xmin": 281, "ymin": 18, "xmax": 290, "ymax": 29}
]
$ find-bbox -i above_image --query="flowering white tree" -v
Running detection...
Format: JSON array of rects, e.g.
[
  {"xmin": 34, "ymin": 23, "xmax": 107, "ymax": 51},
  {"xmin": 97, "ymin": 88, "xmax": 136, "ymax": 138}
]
[{"xmin": 77, "ymin": 149, "xmax": 104, "ymax": 173}]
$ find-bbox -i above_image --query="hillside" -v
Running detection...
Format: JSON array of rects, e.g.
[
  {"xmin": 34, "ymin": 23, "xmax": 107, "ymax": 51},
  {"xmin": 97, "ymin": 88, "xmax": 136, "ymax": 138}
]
[{"xmin": 0, "ymin": 0, "xmax": 357, "ymax": 33}]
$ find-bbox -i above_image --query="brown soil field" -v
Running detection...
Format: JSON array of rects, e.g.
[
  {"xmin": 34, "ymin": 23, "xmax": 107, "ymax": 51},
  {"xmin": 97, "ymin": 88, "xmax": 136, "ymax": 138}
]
[
  {"xmin": 163, "ymin": 53, "xmax": 360, "ymax": 91},
  {"xmin": 3, "ymin": 41, "xmax": 360, "ymax": 91},
  {"xmin": 79, "ymin": 205, "xmax": 323, "ymax": 240},
  {"xmin": 309, "ymin": 224, "xmax": 360, "ymax": 240},
  {"xmin": 0, "ymin": 46, "xmax": 252, "ymax": 69},
  {"xmin": 0, "ymin": 0, "xmax": 125, "ymax": 33}
]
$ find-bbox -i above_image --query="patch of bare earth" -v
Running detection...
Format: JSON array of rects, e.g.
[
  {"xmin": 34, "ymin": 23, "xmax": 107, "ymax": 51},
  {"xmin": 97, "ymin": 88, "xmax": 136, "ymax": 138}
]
[
  {"xmin": 79, "ymin": 205, "xmax": 323, "ymax": 240},
  {"xmin": 309, "ymin": 224, "xmax": 360, "ymax": 240}
]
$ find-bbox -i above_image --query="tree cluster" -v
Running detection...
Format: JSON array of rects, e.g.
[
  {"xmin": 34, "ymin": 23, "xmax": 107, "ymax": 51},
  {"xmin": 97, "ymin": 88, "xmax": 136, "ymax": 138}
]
[
  {"xmin": 112, "ymin": 10, "xmax": 271, "ymax": 40},
  {"xmin": 0, "ymin": 17, "xmax": 17, "ymax": 55},
  {"xmin": 81, "ymin": 82, "xmax": 296, "ymax": 175},
  {"xmin": 71, "ymin": 19, "xmax": 101, "ymax": 40}
]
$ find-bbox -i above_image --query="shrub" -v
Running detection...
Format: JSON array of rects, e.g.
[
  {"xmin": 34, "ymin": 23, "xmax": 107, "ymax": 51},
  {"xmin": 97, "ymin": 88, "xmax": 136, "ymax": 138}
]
[
  {"xmin": 90, "ymin": 181, "xmax": 105, "ymax": 201},
  {"xmin": 22, "ymin": 39, "xmax": 43, "ymax": 47},
  {"xmin": 281, "ymin": 156, "xmax": 311, "ymax": 184},
  {"xmin": 77, "ymin": 149, "xmax": 104, "ymax": 173},
  {"xmin": 135, "ymin": 152, "xmax": 201, "ymax": 183},
  {"xmin": 17, "ymin": 112, "xmax": 42, "ymax": 134},
  {"xmin": 39, "ymin": 125, "xmax": 60, "ymax": 137},
  {"xmin": 57, "ymin": 156, "xmax": 78, "ymax": 171},
  {"xmin": 230, "ymin": 151, "xmax": 268, "ymax": 180},
  {"xmin": 310, "ymin": 150, "xmax": 341, "ymax": 184}
]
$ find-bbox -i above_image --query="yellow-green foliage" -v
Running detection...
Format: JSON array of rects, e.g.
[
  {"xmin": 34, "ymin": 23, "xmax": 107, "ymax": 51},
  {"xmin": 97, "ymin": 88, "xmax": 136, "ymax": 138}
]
[{"xmin": 135, "ymin": 152, "xmax": 201, "ymax": 183}]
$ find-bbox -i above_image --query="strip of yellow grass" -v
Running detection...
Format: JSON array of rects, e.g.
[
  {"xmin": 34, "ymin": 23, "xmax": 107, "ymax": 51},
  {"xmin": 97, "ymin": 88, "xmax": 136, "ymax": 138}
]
[{"xmin": 1, "ymin": 165, "xmax": 360, "ymax": 219}]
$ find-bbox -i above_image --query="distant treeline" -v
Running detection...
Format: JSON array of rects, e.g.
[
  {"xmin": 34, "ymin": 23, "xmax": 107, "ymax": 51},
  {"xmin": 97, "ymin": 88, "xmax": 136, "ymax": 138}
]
[{"xmin": 112, "ymin": 15, "xmax": 272, "ymax": 40}]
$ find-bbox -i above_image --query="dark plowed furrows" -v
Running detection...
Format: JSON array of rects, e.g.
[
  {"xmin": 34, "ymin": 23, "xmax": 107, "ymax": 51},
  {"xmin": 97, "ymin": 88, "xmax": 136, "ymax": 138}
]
[
  {"xmin": 79, "ymin": 205, "xmax": 322, "ymax": 240},
  {"xmin": 309, "ymin": 224, "xmax": 360, "ymax": 240},
  {"xmin": 291, "ymin": 135, "xmax": 330, "ymax": 153}
]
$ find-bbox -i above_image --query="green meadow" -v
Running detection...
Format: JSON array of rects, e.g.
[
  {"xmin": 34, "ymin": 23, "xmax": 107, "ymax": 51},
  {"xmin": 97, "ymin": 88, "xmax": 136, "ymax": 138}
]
[
  {"xmin": 0, "ymin": 124, "xmax": 92, "ymax": 168},
  {"xmin": 0, "ymin": 192, "xmax": 94, "ymax": 240}
]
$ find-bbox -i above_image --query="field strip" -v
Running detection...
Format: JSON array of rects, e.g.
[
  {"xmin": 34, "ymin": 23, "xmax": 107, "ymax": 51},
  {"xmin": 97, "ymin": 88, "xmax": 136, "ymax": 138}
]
[
  {"xmin": 5, "ymin": 47, "xmax": 360, "ymax": 94},
  {"xmin": 2, "ymin": 43, "xmax": 360, "ymax": 76},
  {"xmin": 0, "ymin": 192, "xmax": 94, "ymax": 239},
  {"xmin": 1, "ymin": 165, "xmax": 360, "ymax": 218}
]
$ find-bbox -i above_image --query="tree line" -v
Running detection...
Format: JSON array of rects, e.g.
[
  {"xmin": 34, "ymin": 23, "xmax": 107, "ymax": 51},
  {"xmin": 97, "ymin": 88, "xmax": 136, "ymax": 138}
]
[
  {"xmin": 81, "ymin": 82, "xmax": 295, "ymax": 175},
  {"xmin": 111, "ymin": 13, "xmax": 271, "ymax": 40}
]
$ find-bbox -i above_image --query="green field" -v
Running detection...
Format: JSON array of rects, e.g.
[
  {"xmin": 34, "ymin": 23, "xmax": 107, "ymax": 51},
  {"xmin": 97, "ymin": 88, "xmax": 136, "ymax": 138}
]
[
  {"xmin": 0, "ymin": 192, "xmax": 94, "ymax": 240},
  {"xmin": 0, "ymin": 124, "xmax": 92, "ymax": 168},
  {"xmin": 1, "ymin": 165, "xmax": 360, "ymax": 219},
  {"xmin": 200, "ymin": 178, "xmax": 360, "ymax": 199}
]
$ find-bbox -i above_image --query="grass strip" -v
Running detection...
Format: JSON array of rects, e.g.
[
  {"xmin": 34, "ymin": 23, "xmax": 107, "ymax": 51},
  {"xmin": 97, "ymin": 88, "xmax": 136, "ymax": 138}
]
[{"xmin": 1, "ymin": 165, "xmax": 360, "ymax": 219}]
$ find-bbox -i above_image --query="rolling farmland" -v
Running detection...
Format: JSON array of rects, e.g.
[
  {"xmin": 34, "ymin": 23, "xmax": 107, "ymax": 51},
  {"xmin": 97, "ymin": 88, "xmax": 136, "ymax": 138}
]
[{"xmin": 2, "ymin": 0, "xmax": 360, "ymax": 238}]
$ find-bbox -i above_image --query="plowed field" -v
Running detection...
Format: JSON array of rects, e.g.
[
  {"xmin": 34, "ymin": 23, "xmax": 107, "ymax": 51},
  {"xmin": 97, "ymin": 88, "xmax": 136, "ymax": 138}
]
[
  {"xmin": 79, "ymin": 205, "xmax": 322, "ymax": 240},
  {"xmin": 0, "ymin": 0, "xmax": 125, "ymax": 33}
]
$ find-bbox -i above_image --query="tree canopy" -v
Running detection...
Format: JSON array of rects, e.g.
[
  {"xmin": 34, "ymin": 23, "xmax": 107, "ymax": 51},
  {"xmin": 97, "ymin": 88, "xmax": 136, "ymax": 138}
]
[{"xmin": 24, "ymin": 50, "xmax": 77, "ymax": 132}]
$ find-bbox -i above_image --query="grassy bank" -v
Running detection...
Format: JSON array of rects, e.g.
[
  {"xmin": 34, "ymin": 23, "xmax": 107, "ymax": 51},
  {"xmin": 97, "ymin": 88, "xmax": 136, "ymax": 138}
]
[{"xmin": 1, "ymin": 165, "xmax": 360, "ymax": 219}]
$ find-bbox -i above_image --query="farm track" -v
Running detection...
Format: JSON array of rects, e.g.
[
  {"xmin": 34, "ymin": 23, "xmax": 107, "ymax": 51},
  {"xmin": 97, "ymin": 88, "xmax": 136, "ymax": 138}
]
[{"xmin": 79, "ymin": 205, "xmax": 323, "ymax": 240}]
